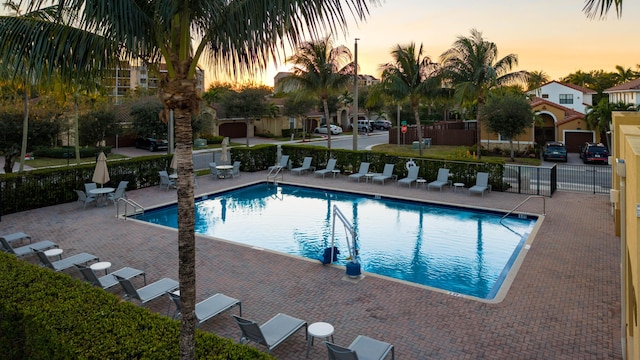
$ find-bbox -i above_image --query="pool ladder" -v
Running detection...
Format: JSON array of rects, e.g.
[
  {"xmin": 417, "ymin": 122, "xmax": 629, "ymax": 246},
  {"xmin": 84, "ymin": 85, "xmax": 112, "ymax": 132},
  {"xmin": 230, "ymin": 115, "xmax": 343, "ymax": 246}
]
[
  {"xmin": 267, "ymin": 166, "xmax": 284, "ymax": 185},
  {"xmin": 116, "ymin": 198, "xmax": 144, "ymax": 220},
  {"xmin": 500, "ymin": 195, "xmax": 546, "ymax": 225}
]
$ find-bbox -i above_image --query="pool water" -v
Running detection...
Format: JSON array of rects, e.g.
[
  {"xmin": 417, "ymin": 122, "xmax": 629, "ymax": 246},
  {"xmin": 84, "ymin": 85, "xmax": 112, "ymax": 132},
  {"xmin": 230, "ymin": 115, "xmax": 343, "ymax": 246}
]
[{"xmin": 136, "ymin": 183, "xmax": 537, "ymax": 300}]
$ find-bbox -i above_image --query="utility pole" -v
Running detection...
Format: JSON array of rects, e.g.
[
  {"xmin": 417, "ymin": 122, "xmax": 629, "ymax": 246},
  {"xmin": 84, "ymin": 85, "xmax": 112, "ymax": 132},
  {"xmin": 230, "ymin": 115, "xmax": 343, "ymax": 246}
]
[{"xmin": 352, "ymin": 38, "xmax": 359, "ymax": 151}]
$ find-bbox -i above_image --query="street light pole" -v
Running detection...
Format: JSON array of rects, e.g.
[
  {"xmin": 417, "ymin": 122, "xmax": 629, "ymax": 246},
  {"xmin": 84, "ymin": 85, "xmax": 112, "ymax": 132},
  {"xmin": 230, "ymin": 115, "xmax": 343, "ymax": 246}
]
[{"xmin": 352, "ymin": 38, "xmax": 359, "ymax": 151}]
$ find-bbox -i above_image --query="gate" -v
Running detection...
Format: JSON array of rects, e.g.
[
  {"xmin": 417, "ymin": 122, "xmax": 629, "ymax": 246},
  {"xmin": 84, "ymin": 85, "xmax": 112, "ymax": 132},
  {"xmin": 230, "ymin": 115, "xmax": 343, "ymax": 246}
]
[{"xmin": 504, "ymin": 163, "xmax": 611, "ymax": 196}]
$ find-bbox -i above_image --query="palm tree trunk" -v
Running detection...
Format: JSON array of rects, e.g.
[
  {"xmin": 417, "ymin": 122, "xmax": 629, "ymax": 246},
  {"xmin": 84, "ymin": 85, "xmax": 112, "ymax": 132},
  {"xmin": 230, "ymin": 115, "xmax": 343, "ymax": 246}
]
[
  {"xmin": 74, "ymin": 94, "xmax": 80, "ymax": 164},
  {"xmin": 476, "ymin": 104, "xmax": 483, "ymax": 160},
  {"xmin": 18, "ymin": 84, "xmax": 28, "ymax": 172},
  {"xmin": 161, "ymin": 72, "xmax": 198, "ymax": 360},
  {"xmin": 174, "ymin": 105, "xmax": 197, "ymax": 359},
  {"xmin": 412, "ymin": 105, "xmax": 423, "ymax": 156},
  {"xmin": 323, "ymin": 98, "xmax": 331, "ymax": 149}
]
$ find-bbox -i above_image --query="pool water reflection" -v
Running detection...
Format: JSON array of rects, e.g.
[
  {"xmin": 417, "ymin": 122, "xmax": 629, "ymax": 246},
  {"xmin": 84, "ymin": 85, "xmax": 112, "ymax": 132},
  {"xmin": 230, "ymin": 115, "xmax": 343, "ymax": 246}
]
[{"xmin": 136, "ymin": 183, "xmax": 537, "ymax": 300}]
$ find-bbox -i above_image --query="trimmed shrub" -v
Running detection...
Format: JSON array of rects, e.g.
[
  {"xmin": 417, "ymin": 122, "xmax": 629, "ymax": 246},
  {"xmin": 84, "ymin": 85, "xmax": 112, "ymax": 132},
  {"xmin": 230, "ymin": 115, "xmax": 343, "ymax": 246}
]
[{"xmin": 0, "ymin": 252, "xmax": 274, "ymax": 360}]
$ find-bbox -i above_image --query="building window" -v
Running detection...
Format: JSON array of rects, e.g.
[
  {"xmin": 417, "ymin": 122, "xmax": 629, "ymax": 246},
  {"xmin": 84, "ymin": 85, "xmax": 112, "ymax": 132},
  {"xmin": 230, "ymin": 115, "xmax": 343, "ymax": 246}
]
[
  {"xmin": 559, "ymin": 94, "xmax": 573, "ymax": 104},
  {"xmin": 542, "ymin": 94, "xmax": 549, "ymax": 98}
]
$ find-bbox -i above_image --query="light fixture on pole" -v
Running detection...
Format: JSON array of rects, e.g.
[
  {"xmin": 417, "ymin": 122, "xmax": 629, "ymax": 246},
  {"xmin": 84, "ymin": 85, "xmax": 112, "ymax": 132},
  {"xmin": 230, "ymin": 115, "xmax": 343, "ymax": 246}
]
[{"xmin": 352, "ymin": 38, "xmax": 359, "ymax": 151}]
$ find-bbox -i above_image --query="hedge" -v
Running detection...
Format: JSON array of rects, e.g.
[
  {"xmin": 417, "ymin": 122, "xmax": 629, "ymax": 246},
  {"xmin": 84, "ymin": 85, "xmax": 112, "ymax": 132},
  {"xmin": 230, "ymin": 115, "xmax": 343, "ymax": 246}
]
[
  {"xmin": 0, "ymin": 145, "xmax": 505, "ymax": 216},
  {"xmin": 0, "ymin": 252, "xmax": 273, "ymax": 360}
]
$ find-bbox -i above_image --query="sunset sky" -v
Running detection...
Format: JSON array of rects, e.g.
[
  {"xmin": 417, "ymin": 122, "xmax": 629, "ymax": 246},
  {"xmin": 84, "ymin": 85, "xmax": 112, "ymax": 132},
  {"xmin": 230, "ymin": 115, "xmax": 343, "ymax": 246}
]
[
  {"xmin": 2, "ymin": 1, "xmax": 637, "ymax": 89},
  {"xmin": 241, "ymin": 0, "xmax": 640, "ymax": 88}
]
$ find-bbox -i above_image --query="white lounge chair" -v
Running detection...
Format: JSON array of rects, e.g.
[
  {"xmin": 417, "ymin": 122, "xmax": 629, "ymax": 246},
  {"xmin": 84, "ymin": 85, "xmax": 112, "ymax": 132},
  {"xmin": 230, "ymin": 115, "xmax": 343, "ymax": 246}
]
[
  {"xmin": 168, "ymin": 291, "xmax": 242, "ymax": 327},
  {"xmin": 314, "ymin": 159, "xmax": 337, "ymax": 179},
  {"xmin": 77, "ymin": 264, "xmax": 146, "ymax": 290},
  {"xmin": 348, "ymin": 162, "xmax": 370, "ymax": 182},
  {"xmin": 0, "ymin": 232, "xmax": 31, "ymax": 245},
  {"xmin": 427, "ymin": 168, "xmax": 451, "ymax": 191},
  {"xmin": 291, "ymin": 157, "xmax": 314, "ymax": 176},
  {"xmin": 325, "ymin": 335, "xmax": 395, "ymax": 360},
  {"xmin": 372, "ymin": 164, "xmax": 395, "ymax": 185},
  {"xmin": 35, "ymin": 250, "xmax": 98, "ymax": 272},
  {"xmin": 232, "ymin": 313, "xmax": 308, "ymax": 353},
  {"xmin": 116, "ymin": 276, "xmax": 178, "ymax": 305},
  {"xmin": 268, "ymin": 155, "xmax": 290, "ymax": 171},
  {"xmin": 0, "ymin": 236, "xmax": 57, "ymax": 257},
  {"xmin": 469, "ymin": 172, "xmax": 491, "ymax": 197},
  {"xmin": 398, "ymin": 166, "xmax": 420, "ymax": 187}
]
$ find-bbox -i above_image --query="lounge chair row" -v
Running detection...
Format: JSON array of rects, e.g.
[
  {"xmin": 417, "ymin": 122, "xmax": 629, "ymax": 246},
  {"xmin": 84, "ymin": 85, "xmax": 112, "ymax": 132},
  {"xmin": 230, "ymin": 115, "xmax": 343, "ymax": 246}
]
[{"xmin": 3, "ymin": 230, "xmax": 394, "ymax": 358}]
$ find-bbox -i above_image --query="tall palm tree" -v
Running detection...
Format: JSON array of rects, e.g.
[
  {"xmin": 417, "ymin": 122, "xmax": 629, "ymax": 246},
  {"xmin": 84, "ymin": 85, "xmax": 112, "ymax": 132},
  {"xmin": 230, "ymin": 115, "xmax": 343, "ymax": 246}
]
[
  {"xmin": 380, "ymin": 42, "xmax": 439, "ymax": 156},
  {"xmin": 285, "ymin": 36, "xmax": 354, "ymax": 149},
  {"xmin": 440, "ymin": 29, "xmax": 528, "ymax": 159},
  {"xmin": 0, "ymin": 1, "xmax": 371, "ymax": 358}
]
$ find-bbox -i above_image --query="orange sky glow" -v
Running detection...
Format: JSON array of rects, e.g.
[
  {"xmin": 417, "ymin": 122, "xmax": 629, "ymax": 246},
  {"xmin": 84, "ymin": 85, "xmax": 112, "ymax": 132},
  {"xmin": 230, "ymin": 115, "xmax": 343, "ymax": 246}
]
[{"xmin": 206, "ymin": 0, "xmax": 640, "ymax": 88}]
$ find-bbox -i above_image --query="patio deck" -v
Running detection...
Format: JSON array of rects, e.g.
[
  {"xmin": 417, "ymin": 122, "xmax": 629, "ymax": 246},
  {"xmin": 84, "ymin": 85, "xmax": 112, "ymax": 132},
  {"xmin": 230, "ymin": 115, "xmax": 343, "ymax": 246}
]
[{"xmin": 0, "ymin": 170, "xmax": 621, "ymax": 359}]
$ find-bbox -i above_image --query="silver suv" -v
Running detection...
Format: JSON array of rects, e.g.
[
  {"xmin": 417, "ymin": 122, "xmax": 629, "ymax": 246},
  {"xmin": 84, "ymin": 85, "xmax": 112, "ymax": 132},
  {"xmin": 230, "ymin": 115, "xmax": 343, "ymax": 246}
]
[{"xmin": 349, "ymin": 120, "xmax": 373, "ymax": 132}]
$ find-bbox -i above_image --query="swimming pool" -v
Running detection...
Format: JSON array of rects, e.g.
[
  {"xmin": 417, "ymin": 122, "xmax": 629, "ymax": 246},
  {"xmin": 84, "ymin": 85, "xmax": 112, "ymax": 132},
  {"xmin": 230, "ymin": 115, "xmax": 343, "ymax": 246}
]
[{"xmin": 135, "ymin": 183, "xmax": 538, "ymax": 300}]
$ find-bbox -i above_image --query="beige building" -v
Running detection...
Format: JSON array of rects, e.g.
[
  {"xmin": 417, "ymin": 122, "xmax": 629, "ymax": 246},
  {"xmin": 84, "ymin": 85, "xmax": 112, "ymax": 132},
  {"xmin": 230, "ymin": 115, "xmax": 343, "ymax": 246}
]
[{"xmin": 611, "ymin": 111, "xmax": 640, "ymax": 360}]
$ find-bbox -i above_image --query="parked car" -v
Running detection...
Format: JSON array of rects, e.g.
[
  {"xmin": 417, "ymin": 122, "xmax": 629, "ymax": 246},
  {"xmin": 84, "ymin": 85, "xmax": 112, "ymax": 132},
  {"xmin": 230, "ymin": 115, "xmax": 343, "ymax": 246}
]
[
  {"xmin": 542, "ymin": 141, "xmax": 567, "ymax": 162},
  {"xmin": 314, "ymin": 124, "xmax": 343, "ymax": 135},
  {"xmin": 373, "ymin": 119, "xmax": 392, "ymax": 130},
  {"xmin": 135, "ymin": 137, "xmax": 169, "ymax": 152},
  {"xmin": 348, "ymin": 119, "xmax": 373, "ymax": 132},
  {"xmin": 580, "ymin": 142, "xmax": 609, "ymax": 164}
]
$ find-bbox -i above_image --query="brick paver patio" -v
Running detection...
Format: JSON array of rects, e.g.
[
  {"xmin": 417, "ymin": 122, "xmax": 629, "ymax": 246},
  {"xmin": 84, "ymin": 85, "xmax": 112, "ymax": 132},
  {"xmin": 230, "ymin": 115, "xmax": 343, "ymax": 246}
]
[{"xmin": 0, "ymin": 170, "xmax": 621, "ymax": 359}]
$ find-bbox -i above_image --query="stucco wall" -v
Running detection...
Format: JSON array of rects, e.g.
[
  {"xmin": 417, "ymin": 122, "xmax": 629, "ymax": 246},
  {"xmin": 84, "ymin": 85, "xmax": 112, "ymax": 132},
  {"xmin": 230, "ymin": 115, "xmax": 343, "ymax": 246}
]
[{"xmin": 612, "ymin": 111, "xmax": 640, "ymax": 359}]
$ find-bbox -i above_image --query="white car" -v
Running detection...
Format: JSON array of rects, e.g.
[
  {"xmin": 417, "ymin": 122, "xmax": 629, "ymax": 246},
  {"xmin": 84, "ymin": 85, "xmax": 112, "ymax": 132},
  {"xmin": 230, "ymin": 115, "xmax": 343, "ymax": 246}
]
[{"xmin": 314, "ymin": 124, "xmax": 343, "ymax": 135}]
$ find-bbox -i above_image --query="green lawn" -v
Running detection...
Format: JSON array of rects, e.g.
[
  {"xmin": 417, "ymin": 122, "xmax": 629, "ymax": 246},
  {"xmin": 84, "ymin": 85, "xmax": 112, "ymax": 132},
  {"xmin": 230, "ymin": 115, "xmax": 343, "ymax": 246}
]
[{"xmin": 372, "ymin": 144, "xmax": 541, "ymax": 165}]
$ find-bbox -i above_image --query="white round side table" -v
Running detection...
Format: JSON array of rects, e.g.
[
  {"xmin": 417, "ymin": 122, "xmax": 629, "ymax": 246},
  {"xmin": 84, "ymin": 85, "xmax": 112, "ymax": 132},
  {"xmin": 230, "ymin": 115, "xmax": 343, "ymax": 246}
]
[
  {"xmin": 453, "ymin": 182, "xmax": 465, "ymax": 193},
  {"xmin": 307, "ymin": 322, "xmax": 335, "ymax": 358},
  {"xmin": 44, "ymin": 248, "xmax": 63, "ymax": 260},
  {"xmin": 90, "ymin": 261, "xmax": 112, "ymax": 275}
]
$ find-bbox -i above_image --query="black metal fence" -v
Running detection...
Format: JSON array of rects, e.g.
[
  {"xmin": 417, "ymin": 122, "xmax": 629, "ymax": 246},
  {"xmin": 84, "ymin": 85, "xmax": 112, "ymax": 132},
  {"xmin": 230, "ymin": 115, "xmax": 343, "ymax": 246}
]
[{"xmin": 504, "ymin": 163, "xmax": 611, "ymax": 196}]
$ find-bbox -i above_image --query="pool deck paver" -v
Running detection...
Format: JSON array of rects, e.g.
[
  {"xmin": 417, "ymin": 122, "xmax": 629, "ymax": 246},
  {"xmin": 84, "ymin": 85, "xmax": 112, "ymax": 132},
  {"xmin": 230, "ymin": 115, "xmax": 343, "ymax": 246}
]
[{"xmin": 0, "ymin": 170, "xmax": 621, "ymax": 359}]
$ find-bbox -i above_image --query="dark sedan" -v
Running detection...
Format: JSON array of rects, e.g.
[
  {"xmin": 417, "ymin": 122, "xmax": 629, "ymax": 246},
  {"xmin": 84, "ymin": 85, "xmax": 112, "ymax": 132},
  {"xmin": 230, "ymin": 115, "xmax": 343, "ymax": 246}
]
[{"xmin": 135, "ymin": 137, "xmax": 168, "ymax": 152}]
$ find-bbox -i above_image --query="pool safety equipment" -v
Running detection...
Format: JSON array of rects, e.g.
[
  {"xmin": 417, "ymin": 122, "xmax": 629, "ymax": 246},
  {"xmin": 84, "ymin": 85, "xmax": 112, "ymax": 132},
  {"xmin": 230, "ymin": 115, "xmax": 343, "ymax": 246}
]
[{"xmin": 327, "ymin": 205, "xmax": 361, "ymax": 277}]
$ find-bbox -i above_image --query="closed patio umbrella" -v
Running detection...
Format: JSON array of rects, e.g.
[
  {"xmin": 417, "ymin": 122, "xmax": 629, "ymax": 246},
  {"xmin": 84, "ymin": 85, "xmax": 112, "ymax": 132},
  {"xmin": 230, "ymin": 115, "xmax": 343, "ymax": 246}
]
[
  {"xmin": 220, "ymin": 137, "xmax": 229, "ymax": 164},
  {"xmin": 170, "ymin": 153, "xmax": 177, "ymax": 170},
  {"xmin": 92, "ymin": 152, "xmax": 110, "ymax": 187}
]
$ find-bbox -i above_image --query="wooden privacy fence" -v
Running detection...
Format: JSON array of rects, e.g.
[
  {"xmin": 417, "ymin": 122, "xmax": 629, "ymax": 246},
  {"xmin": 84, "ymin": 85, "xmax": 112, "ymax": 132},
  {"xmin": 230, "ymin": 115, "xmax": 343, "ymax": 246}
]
[{"xmin": 389, "ymin": 127, "xmax": 476, "ymax": 146}]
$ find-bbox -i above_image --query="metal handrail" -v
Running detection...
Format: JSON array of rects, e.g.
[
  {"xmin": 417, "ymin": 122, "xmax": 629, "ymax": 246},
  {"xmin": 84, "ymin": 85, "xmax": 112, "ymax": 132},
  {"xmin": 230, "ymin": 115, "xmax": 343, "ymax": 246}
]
[
  {"xmin": 500, "ymin": 195, "xmax": 546, "ymax": 224},
  {"xmin": 116, "ymin": 198, "xmax": 144, "ymax": 220},
  {"xmin": 267, "ymin": 166, "xmax": 284, "ymax": 184}
]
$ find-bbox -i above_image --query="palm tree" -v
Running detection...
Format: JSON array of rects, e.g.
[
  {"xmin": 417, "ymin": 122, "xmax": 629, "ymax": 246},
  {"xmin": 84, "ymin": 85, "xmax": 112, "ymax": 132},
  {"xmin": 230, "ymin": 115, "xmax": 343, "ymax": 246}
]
[
  {"xmin": 583, "ymin": 0, "xmax": 623, "ymax": 18},
  {"xmin": 561, "ymin": 70, "xmax": 595, "ymax": 88},
  {"xmin": 440, "ymin": 29, "xmax": 528, "ymax": 159},
  {"xmin": 586, "ymin": 98, "xmax": 634, "ymax": 150},
  {"xmin": 613, "ymin": 65, "xmax": 638, "ymax": 84},
  {"xmin": 380, "ymin": 43, "xmax": 439, "ymax": 156},
  {"xmin": 526, "ymin": 70, "xmax": 550, "ymax": 95},
  {"xmin": 285, "ymin": 36, "xmax": 354, "ymax": 149},
  {"xmin": 0, "ymin": 1, "xmax": 371, "ymax": 358}
]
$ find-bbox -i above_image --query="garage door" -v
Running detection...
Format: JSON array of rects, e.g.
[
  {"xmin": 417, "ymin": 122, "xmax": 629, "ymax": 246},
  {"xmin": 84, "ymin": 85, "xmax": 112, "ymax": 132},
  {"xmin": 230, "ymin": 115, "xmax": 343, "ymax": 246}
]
[
  {"xmin": 220, "ymin": 122, "xmax": 247, "ymax": 138},
  {"xmin": 565, "ymin": 132, "xmax": 594, "ymax": 153}
]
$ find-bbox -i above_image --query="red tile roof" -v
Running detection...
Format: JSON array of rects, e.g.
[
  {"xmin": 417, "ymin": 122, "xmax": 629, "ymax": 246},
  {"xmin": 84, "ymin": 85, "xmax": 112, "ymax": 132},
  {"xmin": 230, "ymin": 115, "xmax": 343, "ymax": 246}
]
[{"xmin": 604, "ymin": 78, "xmax": 640, "ymax": 92}]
